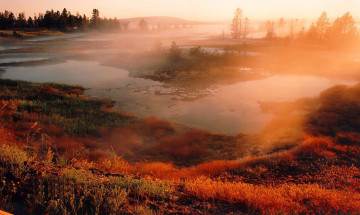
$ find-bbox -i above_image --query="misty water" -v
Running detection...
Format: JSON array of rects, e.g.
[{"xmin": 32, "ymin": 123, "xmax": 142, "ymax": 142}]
[{"xmin": 0, "ymin": 32, "xmax": 357, "ymax": 134}]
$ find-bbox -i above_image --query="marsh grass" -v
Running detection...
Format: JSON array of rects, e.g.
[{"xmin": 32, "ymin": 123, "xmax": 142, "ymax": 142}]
[
  {"xmin": 0, "ymin": 29, "xmax": 64, "ymax": 38},
  {"xmin": 0, "ymin": 79, "xmax": 139, "ymax": 136},
  {"xmin": 139, "ymin": 46, "xmax": 264, "ymax": 88}
]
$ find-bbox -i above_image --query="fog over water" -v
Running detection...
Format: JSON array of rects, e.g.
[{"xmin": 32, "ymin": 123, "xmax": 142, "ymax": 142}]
[{"xmin": 0, "ymin": 28, "xmax": 358, "ymax": 134}]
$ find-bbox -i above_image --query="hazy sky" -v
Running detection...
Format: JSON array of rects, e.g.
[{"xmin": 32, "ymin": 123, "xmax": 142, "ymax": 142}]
[{"xmin": 1, "ymin": 0, "xmax": 359, "ymax": 21}]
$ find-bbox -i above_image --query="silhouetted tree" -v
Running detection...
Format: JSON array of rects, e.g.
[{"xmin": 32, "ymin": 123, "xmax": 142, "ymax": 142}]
[
  {"xmin": 90, "ymin": 9, "xmax": 100, "ymax": 29},
  {"xmin": 297, "ymin": 26, "xmax": 306, "ymax": 39},
  {"xmin": 59, "ymin": 8, "xmax": 69, "ymax": 29},
  {"xmin": 16, "ymin": 12, "xmax": 27, "ymax": 28},
  {"xmin": 7, "ymin": 12, "xmax": 15, "ymax": 28},
  {"xmin": 231, "ymin": 8, "xmax": 243, "ymax": 39},
  {"xmin": 27, "ymin": 17, "xmax": 34, "ymax": 28},
  {"xmin": 306, "ymin": 22, "xmax": 317, "ymax": 40},
  {"xmin": 265, "ymin": 21, "xmax": 276, "ymax": 39},
  {"xmin": 168, "ymin": 41, "xmax": 182, "ymax": 61},
  {"xmin": 80, "ymin": 14, "xmax": 89, "ymax": 30},
  {"xmin": 316, "ymin": 11, "xmax": 330, "ymax": 40},
  {"xmin": 0, "ymin": 8, "xmax": 121, "ymax": 33},
  {"xmin": 331, "ymin": 12, "xmax": 357, "ymax": 37}
]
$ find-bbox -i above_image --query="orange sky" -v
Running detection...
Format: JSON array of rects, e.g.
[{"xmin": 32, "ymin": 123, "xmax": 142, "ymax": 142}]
[{"xmin": 1, "ymin": 0, "xmax": 359, "ymax": 21}]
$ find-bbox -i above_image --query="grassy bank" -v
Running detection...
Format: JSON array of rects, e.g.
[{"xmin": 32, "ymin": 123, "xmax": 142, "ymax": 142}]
[
  {"xmin": 119, "ymin": 45, "xmax": 268, "ymax": 90},
  {"xmin": 0, "ymin": 29, "xmax": 65, "ymax": 39},
  {"xmin": 1, "ymin": 79, "xmax": 360, "ymax": 214}
]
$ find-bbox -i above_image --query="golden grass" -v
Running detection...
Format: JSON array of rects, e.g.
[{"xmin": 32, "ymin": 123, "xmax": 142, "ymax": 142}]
[
  {"xmin": 0, "ymin": 29, "xmax": 64, "ymax": 38},
  {"xmin": 184, "ymin": 178, "xmax": 360, "ymax": 214}
]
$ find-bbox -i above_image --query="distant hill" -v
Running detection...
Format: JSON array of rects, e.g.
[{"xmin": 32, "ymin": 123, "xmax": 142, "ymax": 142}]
[{"xmin": 119, "ymin": 16, "xmax": 211, "ymax": 25}]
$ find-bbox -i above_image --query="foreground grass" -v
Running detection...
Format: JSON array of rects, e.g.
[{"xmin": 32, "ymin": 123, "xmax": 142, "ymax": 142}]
[
  {"xmin": 1, "ymin": 79, "xmax": 360, "ymax": 214},
  {"xmin": 1, "ymin": 133, "xmax": 360, "ymax": 214}
]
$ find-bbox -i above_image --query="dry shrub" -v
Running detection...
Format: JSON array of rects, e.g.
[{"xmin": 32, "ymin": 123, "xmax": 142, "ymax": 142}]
[
  {"xmin": 0, "ymin": 125, "xmax": 17, "ymax": 146},
  {"xmin": 314, "ymin": 165, "xmax": 360, "ymax": 191},
  {"xmin": 292, "ymin": 136, "xmax": 336, "ymax": 159},
  {"xmin": 40, "ymin": 87, "xmax": 65, "ymax": 94},
  {"xmin": 184, "ymin": 178, "xmax": 360, "ymax": 214},
  {"xmin": 71, "ymin": 159, "xmax": 96, "ymax": 170},
  {"xmin": 193, "ymin": 160, "xmax": 241, "ymax": 177},
  {"xmin": 134, "ymin": 162, "xmax": 175, "ymax": 177},
  {"xmin": 65, "ymin": 88, "xmax": 84, "ymax": 96},
  {"xmin": 336, "ymin": 132, "xmax": 360, "ymax": 145},
  {"xmin": 98, "ymin": 156, "xmax": 134, "ymax": 174}
]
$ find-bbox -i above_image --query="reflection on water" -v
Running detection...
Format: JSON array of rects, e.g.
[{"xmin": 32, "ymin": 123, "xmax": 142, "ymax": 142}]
[
  {"xmin": 1, "ymin": 60, "xmax": 158, "ymax": 88},
  {"xmin": 0, "ymin": 57, "xmax": 48, "ymax": 64},
  {"xmin": 1, "ymin": 60, "xmax": 355, "ymax": 134},
  {"xmin": 24, "ymin": 34, "xmax": 82, "ymax": 42}
]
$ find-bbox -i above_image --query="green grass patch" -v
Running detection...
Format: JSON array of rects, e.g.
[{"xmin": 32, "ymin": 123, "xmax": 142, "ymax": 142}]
[{"xmin": 0, "ymin": 79, "xmax": 139, "ymax": 136}]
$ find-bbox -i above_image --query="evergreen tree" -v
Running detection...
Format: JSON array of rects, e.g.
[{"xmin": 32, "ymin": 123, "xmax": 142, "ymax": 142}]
[
  {"xmin": 7, "ymin": 12, "xmax": 15, "ymax": 28},
  {"xmin": 59, "ymin": 8, "xmax": 69, "ymax": 29},
  {"xmin": 27, "ymin": 17, "xmax": 34, "ymax": 28},
  {"xmin": 16, "ymin": 12, "xmax": 27, "ymax": 28},
  {"xmin": 306, "ymin": 22, "xmax": 318, "ymax": 40},
  {"xmin": 90, "ymin": 9, "xmax": 100, "ymax": 29},
  {"xmin": 316, "ymin": 11, "xmax": 330, "ymax": 40},
  {"xmin": 265, "ymin": 21, "xmax": 276, "ymax": 39},
  {"xmin": 231, "ymin": 8, "xmax": 243, "ymax": 39}
]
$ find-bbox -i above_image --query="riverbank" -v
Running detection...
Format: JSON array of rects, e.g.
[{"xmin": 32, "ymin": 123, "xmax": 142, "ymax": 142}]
[
  {"xmin": 1, "ymin": 79, "xmax": 360, "ymax": 214},
  {"xmin": 0, "ymin": 29, "xmax": 65, "ymax": 39}
]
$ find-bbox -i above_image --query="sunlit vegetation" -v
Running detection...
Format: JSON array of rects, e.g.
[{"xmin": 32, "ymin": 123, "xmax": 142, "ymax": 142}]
[
  {"xmin": 259, "ymin": 11, "xmax": 359, "ymax": 48},
  {"xmin": 0, "ymin": 79, "xmax": 138, "ymax": 136},
  {"xmin": 0, "ymin": 79, "xmax": 252, "ymax": 165},
  {"xmin": 0, "ymin": 2, "xmax": 359, "ymax": 214},
  {"xmin": 1, "ymin": 78, "xmax": 360, "ymax": 213},
  {"xmin": 132, "ymin": 42, "xmax": 268, "ymax": 89}
]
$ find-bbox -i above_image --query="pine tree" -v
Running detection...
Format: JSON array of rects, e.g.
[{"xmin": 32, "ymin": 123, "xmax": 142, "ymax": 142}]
[
  {"xmin": 90, "ymin": 9, "xmax": 100, "ymax": 29},
  {"xmin": 231, "ymin": 8, "xmax": 242, "ymax": 39},
  {"xmin": 316, "ymin": 11, "xmax": 330, "ymax": 40}
]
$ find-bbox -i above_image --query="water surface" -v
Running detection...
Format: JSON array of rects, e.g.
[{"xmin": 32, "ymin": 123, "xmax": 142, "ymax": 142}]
[{"xmin": 0, "ymin": 33, "xmax": 357, "ymax": 134}]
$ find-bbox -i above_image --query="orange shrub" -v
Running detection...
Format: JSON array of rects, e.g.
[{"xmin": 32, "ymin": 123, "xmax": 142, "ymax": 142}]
[
  {"xmin": 184, "ymin": 178, "xmax": 360, "ymax": 214},
  {"xmin": 134, "ymin": 162, "xmax": 175, "ymax": 177}
]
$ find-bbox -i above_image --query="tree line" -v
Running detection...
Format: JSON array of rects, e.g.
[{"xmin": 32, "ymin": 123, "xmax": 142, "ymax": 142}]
[
  {"xmin": 0, "ymin": 8, "xmax": 121, "ymax": 31},
  {"xmin": 304, "ymin": 11, "xmax": 358, "ymax": 43},
  {"xmin": 231, "ymin": 8, "xmax": 359, "ymax": 45}
]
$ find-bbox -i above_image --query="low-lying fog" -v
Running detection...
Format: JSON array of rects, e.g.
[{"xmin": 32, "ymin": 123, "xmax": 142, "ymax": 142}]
[{"xmin": 1, "ymin": 26, "xmax": 359, "ymax": 134}]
